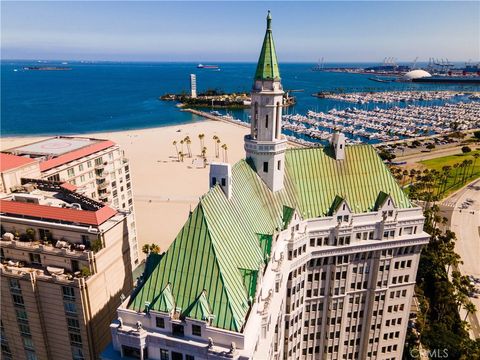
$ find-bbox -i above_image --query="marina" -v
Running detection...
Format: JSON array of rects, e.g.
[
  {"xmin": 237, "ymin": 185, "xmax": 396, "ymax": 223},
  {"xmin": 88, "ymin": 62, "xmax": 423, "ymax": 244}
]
[{"xmin": 315, "ymin": 90, "xmax": 473, "ymax": 104}]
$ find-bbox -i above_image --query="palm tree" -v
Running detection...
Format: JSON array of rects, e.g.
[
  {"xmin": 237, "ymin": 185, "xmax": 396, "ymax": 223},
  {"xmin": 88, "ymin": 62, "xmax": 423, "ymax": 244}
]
[
  {"xmin": 213, "ymin": 135, "xmax": 220, "ymax": 158},
  {"xmin": 471, "ymin": 153, "xmax": 479, "ymax": 177},
  {"xmin": 201, "ymin": 146, "xmax": 207, "ymax": 160},
  {"xmin": 216, "ymin": 139, "xmax": 221, "ymax": 158},
  {"xmin": 173, "ymin": 140, "xmax": 179, "ymax": 160},
  {"xmin": 221, "ymin": 144, "xmax": 228, "ymax": 162},
  {"xmin": 198, "ymin": 133, "xmax": 205, "ymax": 153},
  {"xmin": 463, "ymin": 302, "xmax": 477, "ymax": 322},
  {"xmin": 184, "ymin": 136, "xmax": 192, "ymax": 158},
  {"xmin": 180, "ymin": 139, "xmax": 185, "ymax": 154},
  {"xmin": 178, "ymin": 151, "xmax": 184, "ymax": 162},
  {"xmin": 452, "ymin": 163, "xmax": 459, "ymax": 185}
]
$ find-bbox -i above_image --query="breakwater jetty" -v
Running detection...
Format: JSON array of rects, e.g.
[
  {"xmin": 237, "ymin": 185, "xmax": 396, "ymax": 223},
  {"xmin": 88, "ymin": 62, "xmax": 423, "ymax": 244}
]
[{"xmin": 182, "ymin": 108, "xmax": 306, "ymax": 148}]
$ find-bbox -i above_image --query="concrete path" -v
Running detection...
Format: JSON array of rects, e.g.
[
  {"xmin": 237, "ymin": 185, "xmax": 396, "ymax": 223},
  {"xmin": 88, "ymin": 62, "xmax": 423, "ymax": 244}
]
[{"xmin": 441, "ymin": 178, "xmax": 480, "ymax": 338}]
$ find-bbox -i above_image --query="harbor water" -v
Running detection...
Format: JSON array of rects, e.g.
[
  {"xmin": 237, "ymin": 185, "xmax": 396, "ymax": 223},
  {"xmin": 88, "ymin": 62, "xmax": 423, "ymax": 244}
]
[{"xmin": 2, "ymin": 61, "xmax": 479, "ymax": 137}]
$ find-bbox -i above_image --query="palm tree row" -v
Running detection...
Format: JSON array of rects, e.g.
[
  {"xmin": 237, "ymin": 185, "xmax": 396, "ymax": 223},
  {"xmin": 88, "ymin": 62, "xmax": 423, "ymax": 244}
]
[
  {"xmin": 390, "ymin": 153, "xmax": 479, "ymax": 203},
  {"xmin": 172, "ymin": 134, "xmax": 228, "ymax": 163}
]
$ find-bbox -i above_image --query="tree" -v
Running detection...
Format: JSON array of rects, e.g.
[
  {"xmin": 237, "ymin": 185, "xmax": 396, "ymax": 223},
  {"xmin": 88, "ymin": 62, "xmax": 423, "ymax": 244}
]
[
  {"xmin": 173, "ymin": 141, "xmax": 179, "ymax": 160},
  {"xmin": 461, "ymin": 146, "xmax": 471, "ymax": 154},
  {"xmin": 473, "ymin": 130, "xmax": 480, "ymax": 140},
  {"xmin": 464, "ymin": 302, "xmax": 477, "ymax": 322},
  {"xmin": 378, "ymin": 149, "xmax": 396, "ymax": 162},
  {"xmin": 221, "ymin": 144, "xmax": 228, "ymax": 162},
  {"xmin": 184, "ymin": 136, "xmax": 192, "ymax": 157},
  {"xmin": 142, "ymin": 243, "xmax": 160, "ymax": 255},
  {"xmin": 426, "ymin": 143, "xmax": 435, "ymax": 150},
  {"xmin": 198, "ymin": 133, "xmax": 205, "ymax": 153}
]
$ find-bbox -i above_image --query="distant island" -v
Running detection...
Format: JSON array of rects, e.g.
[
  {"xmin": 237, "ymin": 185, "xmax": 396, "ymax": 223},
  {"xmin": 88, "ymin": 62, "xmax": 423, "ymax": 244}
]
[{"xmin": 160, "ymin": 89, "xmax": 296, "ymax": 109}]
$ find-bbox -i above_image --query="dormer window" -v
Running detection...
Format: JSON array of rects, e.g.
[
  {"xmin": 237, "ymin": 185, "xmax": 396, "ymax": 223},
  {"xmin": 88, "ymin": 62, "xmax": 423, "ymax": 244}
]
[
  {"xmin": 192, "ymin": 324, "xmax": 202, "ymax": 336},
  {"xmin": 172, "ymin": 323, "xmax": 184, "ymax": 337}
]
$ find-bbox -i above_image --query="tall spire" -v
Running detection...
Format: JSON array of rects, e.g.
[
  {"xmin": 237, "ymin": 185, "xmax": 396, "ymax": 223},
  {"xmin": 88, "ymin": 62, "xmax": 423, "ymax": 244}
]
[{"xmin": 254, "ymin": 11, "xmax": 281, "ymax": 81}]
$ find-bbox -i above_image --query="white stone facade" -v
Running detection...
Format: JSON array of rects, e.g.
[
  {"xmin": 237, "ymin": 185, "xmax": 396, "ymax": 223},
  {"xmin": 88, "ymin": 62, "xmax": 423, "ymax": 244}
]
[{"xmin": 106, "ymin": 203, "xmax": 429, "ymax": 360}]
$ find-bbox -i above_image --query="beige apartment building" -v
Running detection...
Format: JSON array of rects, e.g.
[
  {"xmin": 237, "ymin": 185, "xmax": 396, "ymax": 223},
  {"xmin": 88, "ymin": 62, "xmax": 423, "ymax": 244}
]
[
  {"xmin": 2, "ymin": 136, "xmax": 139, "ymax": 267},
  {"xmin": 0, "ymin": 177, "xmax": 135, "ymax": 360}
]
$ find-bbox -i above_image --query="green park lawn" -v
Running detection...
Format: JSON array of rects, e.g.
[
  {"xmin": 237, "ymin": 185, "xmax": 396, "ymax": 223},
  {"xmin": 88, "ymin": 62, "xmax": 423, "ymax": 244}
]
[{"xmin": 419, "ymin": 149, "xmax": 480, "ymax": 198}]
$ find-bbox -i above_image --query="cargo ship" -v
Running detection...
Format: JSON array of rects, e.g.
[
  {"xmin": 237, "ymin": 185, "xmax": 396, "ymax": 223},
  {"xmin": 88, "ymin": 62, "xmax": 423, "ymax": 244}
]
[{"xmin": 197, "ymin": 64, "xmax": 219, "ymax": 69}]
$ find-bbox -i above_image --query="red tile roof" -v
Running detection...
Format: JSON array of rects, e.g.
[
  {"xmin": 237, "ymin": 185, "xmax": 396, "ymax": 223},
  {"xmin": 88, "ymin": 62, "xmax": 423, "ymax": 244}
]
[
  {"xmin": 60, "ymin": 182, "xmax": 77, "ymax": 191},
  {"xmin": 0, "ymin": 200, "xmax": 117, "ymax": 226},
  {"xmin": 0, "ymin": 153, "xmax": 36, "ymax": 172},
  {"xmin": 39, "ymin": 140, "xmax": 116, "ymax": 172}
]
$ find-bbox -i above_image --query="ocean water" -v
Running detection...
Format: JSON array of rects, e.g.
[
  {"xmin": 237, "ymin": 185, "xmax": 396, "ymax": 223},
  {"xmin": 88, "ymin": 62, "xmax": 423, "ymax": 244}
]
[{"xmin": 1, "ymin": 61, "xmax": 478, "ymax": 136}]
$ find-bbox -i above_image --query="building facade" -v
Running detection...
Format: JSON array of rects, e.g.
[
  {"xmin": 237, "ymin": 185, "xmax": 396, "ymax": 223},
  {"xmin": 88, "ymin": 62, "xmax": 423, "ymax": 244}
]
[
  {"xmin": 2, "ymin": 136, "xmax": 139, "ymax": 266},
  {"xmin": 0, "ymin": 180, "xmax": 135, "ymax": 360},
  {"xmin": 104, "ymin": 12, "xmax": 429, "ymax": 360}
]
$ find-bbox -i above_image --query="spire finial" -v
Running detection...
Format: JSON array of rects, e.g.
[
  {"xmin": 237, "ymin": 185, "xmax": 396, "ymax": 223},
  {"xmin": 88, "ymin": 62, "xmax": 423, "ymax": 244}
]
[{"xmin": 266, "ymin": 10, "xmax": 272, "ymax": 30}]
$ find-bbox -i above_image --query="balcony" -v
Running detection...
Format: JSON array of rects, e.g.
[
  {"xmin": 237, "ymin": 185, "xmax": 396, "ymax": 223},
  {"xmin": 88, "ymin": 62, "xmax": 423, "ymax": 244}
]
[{"xmin": 97, "ymin": 181, "xmax": 110, "ymax": 190}]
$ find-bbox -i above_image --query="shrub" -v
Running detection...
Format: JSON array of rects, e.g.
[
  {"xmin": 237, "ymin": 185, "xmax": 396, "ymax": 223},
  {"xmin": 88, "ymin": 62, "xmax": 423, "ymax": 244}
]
[
  {"xmin": 80, "ymin": 267, "xmax": 91, "ymax": 277},
  {"xmin": 425, "ymin": 143, "xmax": 435, "ymax": 150},
  {"xmin": 473, "ymin": 130, "xmax": 480, "ymax": 140},
  {"xmin": 90, "ymin": 239, "xmax": 103, "ymax": 253},
  {"xmin": 461, "ymin": 146, "xmax": 472, "ymax": 154}
]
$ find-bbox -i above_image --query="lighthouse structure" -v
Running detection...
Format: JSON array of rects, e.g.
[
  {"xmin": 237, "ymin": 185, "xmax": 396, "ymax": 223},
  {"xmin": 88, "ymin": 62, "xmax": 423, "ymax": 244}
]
[{"xmin": 244, "ymin": 11, "xmax": 287, "ymax": 192}]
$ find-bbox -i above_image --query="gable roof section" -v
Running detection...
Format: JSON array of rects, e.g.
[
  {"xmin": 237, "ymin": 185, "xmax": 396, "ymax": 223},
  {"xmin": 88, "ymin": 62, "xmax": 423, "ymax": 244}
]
[
  {"xmin": 128, "ymin": 145, "xmax": 412, "ymax": 333},
  {"xmin": 285, "ymin": 145, "xmax": 411, "ymax": 218}
]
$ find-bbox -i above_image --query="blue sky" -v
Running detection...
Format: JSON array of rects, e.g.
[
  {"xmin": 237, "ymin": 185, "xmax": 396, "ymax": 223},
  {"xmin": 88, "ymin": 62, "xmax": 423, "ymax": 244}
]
[{"xmin": 2, "ymin": 1, "xmax": 479, "ymax": 62}]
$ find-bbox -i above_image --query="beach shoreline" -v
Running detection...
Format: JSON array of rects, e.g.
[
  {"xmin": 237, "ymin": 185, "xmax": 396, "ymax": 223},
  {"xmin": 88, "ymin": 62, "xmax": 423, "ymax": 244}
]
[{"xmin": 1, "ymin": 120, "xmax": 249, "ymax": 258}]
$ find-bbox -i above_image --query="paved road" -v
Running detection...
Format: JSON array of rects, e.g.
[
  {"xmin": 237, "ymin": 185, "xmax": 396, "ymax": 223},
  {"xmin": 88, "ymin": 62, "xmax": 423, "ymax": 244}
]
[
  {"xmin": 396, "ymin": 145, "xmax": 470, "ymax": 166},
  {"xmin": 441, "ymin": 178, "xmax": 480, "ymax": 339}
]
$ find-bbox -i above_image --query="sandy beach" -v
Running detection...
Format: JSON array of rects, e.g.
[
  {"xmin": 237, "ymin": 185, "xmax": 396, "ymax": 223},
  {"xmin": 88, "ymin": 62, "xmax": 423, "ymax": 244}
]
[{"xmin": 1, "ymin": 120, "xmax": 249, "ymax": 258}]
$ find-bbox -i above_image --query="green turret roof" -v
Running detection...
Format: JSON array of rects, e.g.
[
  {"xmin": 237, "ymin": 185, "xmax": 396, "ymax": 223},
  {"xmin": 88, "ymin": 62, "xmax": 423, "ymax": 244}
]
[
  {"xmin": 254, "ymin": 11, "xmax": 281, "ymax": 81},
  {"xmin": 128, "ymin": 145, "xmax": 412, "ymax": 332}
]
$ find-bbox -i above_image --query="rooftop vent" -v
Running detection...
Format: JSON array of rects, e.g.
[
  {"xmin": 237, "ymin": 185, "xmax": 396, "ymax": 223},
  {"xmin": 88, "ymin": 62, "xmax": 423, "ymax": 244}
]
[{"xmin": 330, "ymin": 132, "xmax": 346, "ymax": 160}]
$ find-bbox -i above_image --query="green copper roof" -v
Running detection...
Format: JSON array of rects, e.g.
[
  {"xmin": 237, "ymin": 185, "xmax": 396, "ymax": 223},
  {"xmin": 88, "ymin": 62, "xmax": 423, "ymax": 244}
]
[
  {"xmin": 254, "ymin": 11, "xmax": 281, "ymax": 81},
  {"xmin": 128, "ymin": 145, "xmax": 412, "ymax": 332}
]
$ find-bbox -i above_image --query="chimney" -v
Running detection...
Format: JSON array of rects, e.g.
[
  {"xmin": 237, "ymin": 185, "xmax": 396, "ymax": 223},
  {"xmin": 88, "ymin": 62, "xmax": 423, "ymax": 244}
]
[
  {"xmin": 209, "ymin": 163, "xmax": 232, "ymax": 199},
  {"xmin": 331, "ymin": 132, "xmax": 346, "ymax": 160}
]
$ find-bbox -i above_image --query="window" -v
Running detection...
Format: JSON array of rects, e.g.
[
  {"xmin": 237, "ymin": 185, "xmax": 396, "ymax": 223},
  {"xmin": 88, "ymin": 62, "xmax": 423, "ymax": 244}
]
[
  {"xmin": 67, "ymin": 318, "xmax": 81, "ymax": 333},
  {"xmin": 192, "ymin": 324, "xmax": 202, "ymax": 336},
  {"xmin": 277, "ymin": 160, "xmax": 281, "ymax": 170},
  {"xmin": 29, "ymin": 253, "xmax": 41, "ymax": 265},
  {"xmin": 25, "ymin": 350, "xmax": 37, "ymax": 360},
  {"xmin": 62, "ymin": 287, "xmax": 75, "ymax": 301},
  {"xmin": 67, "ymin": 168, "xmax": 75, "ymax": 177},
  {"xmin": 38, "ymin": 229, "xmax": 52, "ymax": 241},
  {"xmin": 94, "ymin": 157, "xmax": 103, "ymax": 166},
  {"xmin": 185, "ymin": 355, "xmax": 194, "ymax": 360},
  {"xmin": 160, "ymin": 348, "xmax": 169, "ymax": 360},
  {"xmin": 64, "ymin": 302, "xmax": 77, "ymax": 315},
  {"xmin": 11, "ymin": 290, "xmax": 26, "ymax": 306},
  {"xmin": 87, "ymin": 161, "xmax": 92, "ymax": 168},
  {"xmin": 69, "ymin": 333, "xmax": 82, "ymax": 346},
  {"xmin": 80, "ymin": 175, "xmax": 85, "ymax": 182},
  {"xmin": 9, "ymin": 279, "xmax": 21, "ymax": 293},
  {"xmin": 172, "ymin": 352, "xmax": 183, "ymax": 360},
  {"xmin": 22, "ymin": 336, "xmax": 35, "ymax": 350},
  {"xmin": 221, "ymin": 178, "xmax": 226, "ymax": 186},
  {"xmin": 47, "ymin": 174, "xmax": 60, "ymax": 182},
  {"xmin": 265, "ymin": 114, "xmax": 269, "ymax": 128},
  {"xmin": 172, "ymin": 324, "xmax": 184, "ymax": 337},
  {"xmin": 156, "ymin": 317, "xmax": 165, "ymax": 328},
  {"xmin": 79, "ymin": 164, "xmax": 84, "ymax": 172},
  {"xmin": 263, "ymin": 162, "xmax": 268, "ymax": 173}
]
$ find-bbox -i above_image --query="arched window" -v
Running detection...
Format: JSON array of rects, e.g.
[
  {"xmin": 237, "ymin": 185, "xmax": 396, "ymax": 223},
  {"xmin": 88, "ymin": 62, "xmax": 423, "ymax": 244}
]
[
  {"xmin": 253, "ymin": 102, "xmax": 259, "ymax": 138},
  {"xmin": 276, "ymin": 102, "xmax": 281, "ymax": 139}
]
